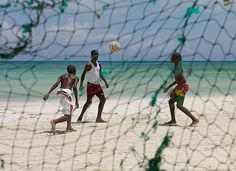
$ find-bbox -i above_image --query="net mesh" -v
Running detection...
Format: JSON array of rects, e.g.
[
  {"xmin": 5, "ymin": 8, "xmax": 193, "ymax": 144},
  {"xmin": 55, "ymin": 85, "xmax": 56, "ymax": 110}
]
[{"xmin": 0, "ymin": 0, "xmax": 236, "ymax": 170}]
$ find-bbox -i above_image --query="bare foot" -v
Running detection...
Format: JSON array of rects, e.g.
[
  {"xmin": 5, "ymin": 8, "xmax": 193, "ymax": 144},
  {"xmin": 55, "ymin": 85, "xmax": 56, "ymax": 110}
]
[
  {"xmin": 66, "ymin": 128, "xmax": 77, "ymax": 132},
  {"xmin": 164, "ymin": 120, "xmax": 177, "ymax": 125},
  {"xmin": 188, "ymin": 119, "xmax": 199, "ymax": 127},
  {"xmin": 76, "ymin": 119, "xmax": 82, "ymax": 123},
  {"xmin": 96, "ymin": 119, "xmax": 107, "ymax": 123},
  {"xmin": 50, "ymin": 120, "xmax": 56, "ymax": 135}
]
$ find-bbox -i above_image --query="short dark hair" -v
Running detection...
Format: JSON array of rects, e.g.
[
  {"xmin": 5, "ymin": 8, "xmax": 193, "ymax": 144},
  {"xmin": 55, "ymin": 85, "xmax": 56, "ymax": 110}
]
[
  {"xmin": 172, "ymin": 52, "xmax": 182, "ymax": 61},
  {"xmin": 91, "ymin": 50, "xmax": 99, "ymax": 56},
  {"xmin": 67, "ymin": 65, "xmax": 76, "ymax": 74}
]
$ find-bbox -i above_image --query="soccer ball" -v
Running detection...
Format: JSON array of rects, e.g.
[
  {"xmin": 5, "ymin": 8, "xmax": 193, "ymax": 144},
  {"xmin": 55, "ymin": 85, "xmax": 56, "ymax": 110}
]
[{"xmin": 108, "ymin": 41, "xmax": 121, "ymax": 53}]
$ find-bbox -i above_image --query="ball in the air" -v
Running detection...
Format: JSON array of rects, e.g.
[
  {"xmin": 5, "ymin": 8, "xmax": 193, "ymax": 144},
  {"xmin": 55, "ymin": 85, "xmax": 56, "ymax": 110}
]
[{"xmin": 108, "ymin": 41, "xmax": 121, "ymax": 53}]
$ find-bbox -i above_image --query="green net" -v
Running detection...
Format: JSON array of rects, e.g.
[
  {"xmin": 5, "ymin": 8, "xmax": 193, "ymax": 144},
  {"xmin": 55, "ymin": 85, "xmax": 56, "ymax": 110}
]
[{"xmin": 0, "ymin": 0, "xmax": 236, "ymax": 170}]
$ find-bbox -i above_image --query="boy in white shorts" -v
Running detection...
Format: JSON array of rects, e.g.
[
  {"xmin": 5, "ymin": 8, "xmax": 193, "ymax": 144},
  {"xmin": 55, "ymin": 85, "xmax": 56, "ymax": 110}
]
[{"xmin": 43, "ymin": 65, "xmax": 79, "ymax": 134}]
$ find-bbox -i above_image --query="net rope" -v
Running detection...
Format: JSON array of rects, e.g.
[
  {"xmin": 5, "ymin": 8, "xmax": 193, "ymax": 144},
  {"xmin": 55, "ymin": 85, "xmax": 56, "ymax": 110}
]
[{"xmin": 0, "ymin": 0, "xmax": 235, "ymax": 170}]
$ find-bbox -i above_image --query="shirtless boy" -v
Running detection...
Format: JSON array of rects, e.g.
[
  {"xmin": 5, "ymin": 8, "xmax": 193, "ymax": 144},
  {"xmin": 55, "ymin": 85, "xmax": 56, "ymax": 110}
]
[
  {"xmin": 43, "ymin": 65, "xmax": 79, "ymax": 134},
  {"xmin": 164, "ymin": 53, "xmax": 199, "ymax": 127}
]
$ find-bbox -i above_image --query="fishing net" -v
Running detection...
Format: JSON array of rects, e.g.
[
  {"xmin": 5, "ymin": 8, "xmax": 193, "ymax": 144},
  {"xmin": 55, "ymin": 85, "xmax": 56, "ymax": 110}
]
[{"xmin": 0, "ymin": 0, "xmax": 235, "ymax": 170}]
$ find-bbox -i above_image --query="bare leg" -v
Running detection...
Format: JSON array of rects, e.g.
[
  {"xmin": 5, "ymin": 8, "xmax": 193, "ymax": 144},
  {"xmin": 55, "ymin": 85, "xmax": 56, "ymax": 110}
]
[
  {"xmin": 66, "ymin": 115, "xmax": 76, "ymax": 132},
  {"xmin": 95, "ymin": 96, "xmax": 106, "ymax": 122},
  {"xmin": 50, "ymin": 120, "xmax": 56, "ymax": 135},
  {"xmin": 53, "ymin": 115, "xmax": 69, "ymax": 124},
  {"xmin": 77, "ymin": 99, "xmax": 92, "ymax": 123},
  {"xmin": 165, "ymin": 99, "xmax": 176, "ymax": 125},
  {"xmin": 50, "ymin": 115, "xmax": 69, "ymax": 134},
  {"xmin": 176, "ymin": 104, "xmax": 199, "ymax": 127}
]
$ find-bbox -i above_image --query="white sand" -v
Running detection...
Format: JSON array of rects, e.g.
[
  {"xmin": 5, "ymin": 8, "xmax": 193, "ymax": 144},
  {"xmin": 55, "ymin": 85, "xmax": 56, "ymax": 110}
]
[{"xmin": 0, "ymin": 94, "xmax": 236, "ymax": 171}]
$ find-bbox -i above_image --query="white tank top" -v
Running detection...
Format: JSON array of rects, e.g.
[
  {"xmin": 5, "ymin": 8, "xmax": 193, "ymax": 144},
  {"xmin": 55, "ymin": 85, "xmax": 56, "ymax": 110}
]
[{"xmin": 87, "ymin": 61, "xmax": 100, "ymax": 84}]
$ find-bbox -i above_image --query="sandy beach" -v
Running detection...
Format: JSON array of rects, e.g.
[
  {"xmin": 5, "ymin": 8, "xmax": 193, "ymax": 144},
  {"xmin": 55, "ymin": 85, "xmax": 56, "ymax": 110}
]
[
  {"xmin": 0, "ymin": 94, "xmax": 235, "ymax": 171},
  {"xmin": 1, "ymin": 0, "xmax": 236, "ymax": 169}
]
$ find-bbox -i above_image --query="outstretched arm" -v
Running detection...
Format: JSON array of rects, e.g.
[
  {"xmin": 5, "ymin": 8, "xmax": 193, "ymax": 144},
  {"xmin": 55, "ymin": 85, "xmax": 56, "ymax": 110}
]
[
  {"xmin": 43, "ymin": 76, "xmax": 62, "ymax": 101},
  {"xmin": 99, "ymin": 64, "xmax": 109, "ymax": 88},
  {"xmin": 164, "ymin": 81, "xmax": 176, "ymax": 93},
  {"xmin": 80, "ymin": 64, "xmax": 91, "ymax": 89},
  {"xmin": 80, "ymin": 70, "xmax": 86, "ymax": 88},
  {"xmin": 73, "ymin": 76, "xmax": 79, "ymax": 108}
]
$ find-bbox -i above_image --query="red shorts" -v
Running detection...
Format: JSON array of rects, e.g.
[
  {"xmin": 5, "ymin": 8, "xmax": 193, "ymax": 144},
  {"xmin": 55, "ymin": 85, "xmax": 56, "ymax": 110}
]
[{"xmin": 87, "ymin": 82, "xmax": 104, "ymax": 99}]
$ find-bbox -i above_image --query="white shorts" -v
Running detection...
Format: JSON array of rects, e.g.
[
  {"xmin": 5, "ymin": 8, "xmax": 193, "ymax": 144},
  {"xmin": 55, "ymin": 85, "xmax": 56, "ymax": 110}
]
[{"xmin": 56, "ymin": 89, "xmax": 73, "ymax": 116}]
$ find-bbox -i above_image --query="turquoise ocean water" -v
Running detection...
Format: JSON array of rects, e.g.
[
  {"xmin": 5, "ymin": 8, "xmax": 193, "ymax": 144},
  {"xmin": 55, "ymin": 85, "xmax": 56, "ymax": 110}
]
[{"xmin": 0, "ymin": 61, "xmax": 235, "ymax": 101}]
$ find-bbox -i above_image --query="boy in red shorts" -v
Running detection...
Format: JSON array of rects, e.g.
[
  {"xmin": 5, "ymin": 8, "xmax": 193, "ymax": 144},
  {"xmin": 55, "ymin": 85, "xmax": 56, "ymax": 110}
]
[
  {"xmin": 164, "ymin": 52, "xmax": 199, "ymax": 127},
  {"xmin": 77, "ymin": 50, "xmax": 109, "ymax": 123}
]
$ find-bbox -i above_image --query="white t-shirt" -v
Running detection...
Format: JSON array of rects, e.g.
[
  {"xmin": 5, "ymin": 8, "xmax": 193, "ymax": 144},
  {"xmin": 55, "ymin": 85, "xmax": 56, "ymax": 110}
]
[{"xmin": 87, "ymin": 61, "xmax": 100, "ymax": 84}]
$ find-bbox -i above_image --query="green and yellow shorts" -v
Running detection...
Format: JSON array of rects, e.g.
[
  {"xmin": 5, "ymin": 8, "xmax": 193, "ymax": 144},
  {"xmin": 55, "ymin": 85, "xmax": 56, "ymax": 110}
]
[{"xmin": 171, "ymin": 83, "xmax": 189, "ymax": 105}]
